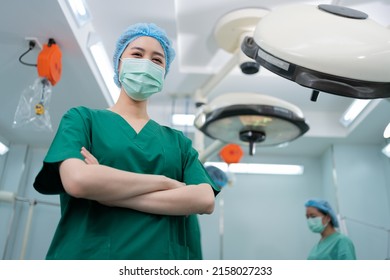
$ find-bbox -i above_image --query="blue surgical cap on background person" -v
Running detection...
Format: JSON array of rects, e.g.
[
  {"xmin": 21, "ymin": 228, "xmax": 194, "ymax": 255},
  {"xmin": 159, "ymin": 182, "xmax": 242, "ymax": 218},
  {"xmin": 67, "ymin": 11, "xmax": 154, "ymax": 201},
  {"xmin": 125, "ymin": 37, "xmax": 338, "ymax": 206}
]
[
  {"xmin": 305, "ymin": 198, "xmax": 339, "ymax": 228},
  {"xmin": 113, "ymin": 23, "xmax": 176, "ymax": 87},
  {"xmin": 205, "ymin": 165, "xmax": 228, "ymax": 190}
]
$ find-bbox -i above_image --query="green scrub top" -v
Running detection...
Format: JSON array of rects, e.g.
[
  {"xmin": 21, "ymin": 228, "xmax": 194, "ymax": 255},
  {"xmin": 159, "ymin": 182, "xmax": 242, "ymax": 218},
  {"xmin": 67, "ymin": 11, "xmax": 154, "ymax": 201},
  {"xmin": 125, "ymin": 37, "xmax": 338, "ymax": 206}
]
[
  {"xmin": 34, "ymin": 106, "xmax": 220, "ymax": 260},
  {"xmin": 307, "ymin": 232, "xmax": 356, "ymax": 260}
]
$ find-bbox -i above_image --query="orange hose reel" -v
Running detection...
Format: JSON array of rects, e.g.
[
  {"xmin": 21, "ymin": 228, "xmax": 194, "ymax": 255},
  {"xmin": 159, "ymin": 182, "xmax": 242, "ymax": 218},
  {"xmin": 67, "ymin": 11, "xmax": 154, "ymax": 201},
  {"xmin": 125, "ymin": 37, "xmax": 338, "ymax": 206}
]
[
  {"xmin": 219, "ymin": 144, "xmax": 243, "ymax": 164},
  {"xmin": 37, "ymin": 38, "xmax": 62, "ymax": 86}
]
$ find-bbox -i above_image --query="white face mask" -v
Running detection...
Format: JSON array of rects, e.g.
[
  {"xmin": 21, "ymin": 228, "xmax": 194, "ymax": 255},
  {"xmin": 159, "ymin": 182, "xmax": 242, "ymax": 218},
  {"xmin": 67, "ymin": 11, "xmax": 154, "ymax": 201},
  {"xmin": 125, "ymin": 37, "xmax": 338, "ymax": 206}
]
[
  {"xmin": 119, "ymin": 58, "xmax": 165, "ymax": 101},
  {"xmin": 307, "ymin": 216, "xmax": 328, "ymax": 233}
]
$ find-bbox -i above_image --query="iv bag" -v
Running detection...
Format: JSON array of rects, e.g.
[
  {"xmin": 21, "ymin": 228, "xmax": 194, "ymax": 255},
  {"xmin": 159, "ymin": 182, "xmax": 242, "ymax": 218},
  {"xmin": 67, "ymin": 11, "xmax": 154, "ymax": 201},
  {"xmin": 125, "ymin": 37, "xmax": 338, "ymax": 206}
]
[{"xmin": 13, "ymin": 77, "xmax": 53, "ymax": 131}]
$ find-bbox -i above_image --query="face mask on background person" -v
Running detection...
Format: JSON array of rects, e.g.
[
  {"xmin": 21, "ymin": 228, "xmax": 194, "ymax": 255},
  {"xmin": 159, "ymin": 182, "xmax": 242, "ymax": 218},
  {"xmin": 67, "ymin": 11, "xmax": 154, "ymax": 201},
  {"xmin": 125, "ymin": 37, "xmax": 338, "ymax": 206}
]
[
  {"xmin": 119, "ymin": 58, "xmax": 165, "ymax": 101},
  {"xmin": 307, "ymin": 216, "xmax": 328, "ymax": 233}
]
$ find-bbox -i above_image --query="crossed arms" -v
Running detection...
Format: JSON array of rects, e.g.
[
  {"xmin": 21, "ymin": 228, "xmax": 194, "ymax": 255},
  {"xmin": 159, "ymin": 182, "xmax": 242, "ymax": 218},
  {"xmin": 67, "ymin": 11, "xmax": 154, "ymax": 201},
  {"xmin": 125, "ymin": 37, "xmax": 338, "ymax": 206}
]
[{"xmin": 59, "ymin": 147, "xmax": 215, "ymax": 216}]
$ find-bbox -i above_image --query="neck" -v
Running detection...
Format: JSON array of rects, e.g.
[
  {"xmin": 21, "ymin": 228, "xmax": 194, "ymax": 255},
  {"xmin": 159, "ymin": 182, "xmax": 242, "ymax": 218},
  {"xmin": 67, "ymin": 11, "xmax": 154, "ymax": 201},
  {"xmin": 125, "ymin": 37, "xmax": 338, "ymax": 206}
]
[
  {"xmin": 110, "ymin": 90, "xmax": 149, "ymax": 120},
  {"xmin": 320, "ymin": 225, "xmax": 336, "ymax": 239}
]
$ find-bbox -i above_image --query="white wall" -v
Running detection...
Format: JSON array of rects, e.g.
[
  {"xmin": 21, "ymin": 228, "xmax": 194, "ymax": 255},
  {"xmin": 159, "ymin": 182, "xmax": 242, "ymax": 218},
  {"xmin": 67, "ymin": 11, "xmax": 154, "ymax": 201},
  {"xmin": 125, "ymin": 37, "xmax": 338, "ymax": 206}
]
[
  {"xmin": 199, "ymin": 143, "xmax": 390, "ymax": 260},
  {"xmin": 322, "ymin": 144, "xmax": 390, "ymax": 260},
  {"xmin": 0, "ymin": 144, "xmax": 28, "ymax": 259},
  {"xmin": 199, "ymin": 156, "xmax": 322, "ymax": 260},
  {"xmin": 0, "ymin": 145, "xmax": 59, "ymax": 260}
]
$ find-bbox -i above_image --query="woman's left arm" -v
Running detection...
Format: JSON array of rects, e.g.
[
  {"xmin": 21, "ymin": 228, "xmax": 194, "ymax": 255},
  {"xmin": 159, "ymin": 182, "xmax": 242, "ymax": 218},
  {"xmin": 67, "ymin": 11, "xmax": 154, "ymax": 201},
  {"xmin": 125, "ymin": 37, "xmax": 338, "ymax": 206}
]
[
  {"xmin": 103, "ymin": 183, "xmax": 215, "ymax": 215},
  {"xmin": 81, "ymin": 147, "xmax": 215, "ymax": 216}
]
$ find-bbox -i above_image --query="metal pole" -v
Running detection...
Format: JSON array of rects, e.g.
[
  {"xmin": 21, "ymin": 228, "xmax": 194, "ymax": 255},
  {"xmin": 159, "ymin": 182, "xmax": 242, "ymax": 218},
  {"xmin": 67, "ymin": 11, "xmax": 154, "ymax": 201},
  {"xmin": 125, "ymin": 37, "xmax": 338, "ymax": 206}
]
[
  {"xmin": 19, "ymin": 199, "xmax": 36, "ymax": 260},
  {"xmin": 199, "ymin": 140, "xmax": 225, "ymax": 164},
  {"xmin": 194, "ymin": 50, "xmax": 239, "ymax": 106},
  {"xmin": 219, "ymin": 195, "xmax": 224, "ymax": 260}
]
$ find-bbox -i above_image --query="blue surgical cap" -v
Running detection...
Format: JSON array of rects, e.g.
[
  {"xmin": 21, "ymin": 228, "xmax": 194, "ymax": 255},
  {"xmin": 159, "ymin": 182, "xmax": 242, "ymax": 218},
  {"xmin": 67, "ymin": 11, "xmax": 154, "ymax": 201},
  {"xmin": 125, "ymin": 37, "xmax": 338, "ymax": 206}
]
[
  {"xmin": 305, "ymin": 199, "xmax": 339, "ymax": 228},
  {"xmin": 113, "ymin": 23, "xmax": 176, "ymax": 87}
]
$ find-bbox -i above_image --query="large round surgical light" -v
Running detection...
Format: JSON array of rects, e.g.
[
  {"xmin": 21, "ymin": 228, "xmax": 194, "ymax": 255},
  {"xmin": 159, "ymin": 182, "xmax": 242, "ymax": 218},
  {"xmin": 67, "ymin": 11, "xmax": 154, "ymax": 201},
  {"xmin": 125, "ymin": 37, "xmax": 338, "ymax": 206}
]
[
  {"xmin": 241, "ymin": 4, "xmax": 390, "ymax": 99},
  {"xmin": 194, "ymin": 93, "xmax": 309, "ymax": 155}
]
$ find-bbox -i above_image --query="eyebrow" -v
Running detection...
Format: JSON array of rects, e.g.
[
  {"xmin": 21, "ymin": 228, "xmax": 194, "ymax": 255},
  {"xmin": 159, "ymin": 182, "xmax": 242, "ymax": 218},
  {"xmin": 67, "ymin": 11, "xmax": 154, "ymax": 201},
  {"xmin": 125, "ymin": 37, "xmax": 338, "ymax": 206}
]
[{"xmin": 129, "ymin": 46, "xmax": 165, "ymax": 58}]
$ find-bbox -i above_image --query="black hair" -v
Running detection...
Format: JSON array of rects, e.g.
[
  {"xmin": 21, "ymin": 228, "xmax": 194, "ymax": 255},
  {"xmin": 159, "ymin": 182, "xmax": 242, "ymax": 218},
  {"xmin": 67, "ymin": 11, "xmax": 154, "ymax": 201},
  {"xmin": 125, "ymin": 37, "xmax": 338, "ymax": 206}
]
[{"xmin": 317, "ymin": 208, "xmax": 334, "ymax": 227}]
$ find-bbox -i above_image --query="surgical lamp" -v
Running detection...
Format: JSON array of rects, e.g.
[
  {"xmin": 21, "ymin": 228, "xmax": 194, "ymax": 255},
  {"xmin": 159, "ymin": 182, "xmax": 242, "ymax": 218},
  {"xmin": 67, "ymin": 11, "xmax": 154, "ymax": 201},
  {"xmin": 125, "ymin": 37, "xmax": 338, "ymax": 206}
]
[
  {"xmin": 194, "ymin": 92, "xmax": 309, "ymax": 156},
  {"xmin": 195, "ymin": 8, "xmax": 309, "ymax": 158},
  {"xmin": 241, "ymin": 4, "xmax": 390, "ymax": 100}
]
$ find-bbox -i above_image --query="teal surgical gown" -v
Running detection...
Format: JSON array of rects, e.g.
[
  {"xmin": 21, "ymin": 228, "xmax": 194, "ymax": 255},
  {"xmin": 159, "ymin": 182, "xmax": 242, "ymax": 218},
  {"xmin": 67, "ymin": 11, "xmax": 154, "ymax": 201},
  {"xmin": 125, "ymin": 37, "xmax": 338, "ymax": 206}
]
[
  {"xmin": 33, "ymin": 106, "xmax": 220, "ymax": 260},
  {"xmin": 307, "ymin": 232, "xmax": 356, "ymax": 260}
]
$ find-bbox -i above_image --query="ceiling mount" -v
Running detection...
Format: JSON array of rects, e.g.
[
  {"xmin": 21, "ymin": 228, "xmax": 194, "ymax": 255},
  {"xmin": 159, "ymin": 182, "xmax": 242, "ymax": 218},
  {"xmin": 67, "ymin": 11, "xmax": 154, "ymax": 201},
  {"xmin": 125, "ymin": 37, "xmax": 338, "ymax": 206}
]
[
  {"xmin": 214, "ymin": 8, "xmax": 269, "ymax": 75},
  {"xmin": 194, "ymin": 8, "xmax": 269, "ymax": 107}
]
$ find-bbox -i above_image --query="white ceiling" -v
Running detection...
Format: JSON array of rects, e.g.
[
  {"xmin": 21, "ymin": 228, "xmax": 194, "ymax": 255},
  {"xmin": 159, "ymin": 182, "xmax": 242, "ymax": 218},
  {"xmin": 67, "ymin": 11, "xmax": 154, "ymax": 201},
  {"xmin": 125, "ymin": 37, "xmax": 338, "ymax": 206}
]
[{"xmin": 0, "ymin": 0, "xmax": 389, "ymax": 159}]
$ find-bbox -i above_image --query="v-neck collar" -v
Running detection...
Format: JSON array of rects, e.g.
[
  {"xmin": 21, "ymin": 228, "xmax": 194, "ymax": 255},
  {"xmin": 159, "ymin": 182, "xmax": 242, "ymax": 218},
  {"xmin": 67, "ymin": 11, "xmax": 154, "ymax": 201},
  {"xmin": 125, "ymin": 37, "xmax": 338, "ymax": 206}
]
[
  {"xmin": 104, "ymin": 109, "xmax": 153, "ymax": 135},
  {"xmin": 103, "ymin": 110, "xmax": 160, "ymax": 150}
]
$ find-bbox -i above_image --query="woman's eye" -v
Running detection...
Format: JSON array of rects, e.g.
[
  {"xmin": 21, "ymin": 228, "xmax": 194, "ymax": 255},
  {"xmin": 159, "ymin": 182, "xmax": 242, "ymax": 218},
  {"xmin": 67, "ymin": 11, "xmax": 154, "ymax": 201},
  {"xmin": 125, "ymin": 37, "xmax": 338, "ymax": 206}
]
[{"xmin": 153, "ymin": 58, "xmax": 163, "ymax": 64}]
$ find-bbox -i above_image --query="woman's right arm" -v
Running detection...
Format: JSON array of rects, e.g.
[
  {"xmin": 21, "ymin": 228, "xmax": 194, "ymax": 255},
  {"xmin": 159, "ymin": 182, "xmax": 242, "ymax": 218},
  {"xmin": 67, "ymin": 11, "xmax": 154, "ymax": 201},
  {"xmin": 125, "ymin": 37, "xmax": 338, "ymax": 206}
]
[{"xmin": 59, "ymin": 157, "xmax": 184, "ymax": 201}]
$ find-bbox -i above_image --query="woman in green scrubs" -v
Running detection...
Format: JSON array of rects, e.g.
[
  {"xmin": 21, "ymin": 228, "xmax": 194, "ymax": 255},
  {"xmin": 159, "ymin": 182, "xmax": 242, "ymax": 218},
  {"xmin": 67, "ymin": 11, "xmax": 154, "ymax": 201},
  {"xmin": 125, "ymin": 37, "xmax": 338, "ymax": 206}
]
[
  {"xmin": 305, "ymin": 199, "xmax": 356, "ymax": 260},
  {"xmin": 33, "ymin": 23, "xmax": 220, "ymax": 260}
]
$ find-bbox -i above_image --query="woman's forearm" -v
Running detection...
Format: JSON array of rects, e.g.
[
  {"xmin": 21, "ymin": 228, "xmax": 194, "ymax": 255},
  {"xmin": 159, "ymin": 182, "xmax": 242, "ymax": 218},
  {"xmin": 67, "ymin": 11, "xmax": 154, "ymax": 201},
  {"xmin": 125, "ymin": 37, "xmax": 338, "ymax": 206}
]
[
  {"xmin": 99, "ymin": 183, "xmax": 215, "ymax": 216},
  {"xmin": 59, "ymin": 158, "xmax": 184, "ymax": 201}
]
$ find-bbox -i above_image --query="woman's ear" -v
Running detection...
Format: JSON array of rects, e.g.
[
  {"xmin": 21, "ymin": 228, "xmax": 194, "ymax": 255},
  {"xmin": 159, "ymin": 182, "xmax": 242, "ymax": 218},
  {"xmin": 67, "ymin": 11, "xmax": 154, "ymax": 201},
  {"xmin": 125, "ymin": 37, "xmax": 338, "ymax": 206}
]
[{"xmin": 324, "ymin": 215, "xmax": 332, "ymax": 226}]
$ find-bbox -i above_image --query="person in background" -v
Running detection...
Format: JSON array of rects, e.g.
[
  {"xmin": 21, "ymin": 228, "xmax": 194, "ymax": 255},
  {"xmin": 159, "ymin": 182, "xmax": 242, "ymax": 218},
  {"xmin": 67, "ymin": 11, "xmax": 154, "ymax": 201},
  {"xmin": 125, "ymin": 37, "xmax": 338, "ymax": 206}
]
[
  {"xmin": 33, "ymin": 23, "xmax": 220, "ymax": 260},
  {"xmin": 305, "ymin": 198, "xmax": 356, "ymax": 260}
]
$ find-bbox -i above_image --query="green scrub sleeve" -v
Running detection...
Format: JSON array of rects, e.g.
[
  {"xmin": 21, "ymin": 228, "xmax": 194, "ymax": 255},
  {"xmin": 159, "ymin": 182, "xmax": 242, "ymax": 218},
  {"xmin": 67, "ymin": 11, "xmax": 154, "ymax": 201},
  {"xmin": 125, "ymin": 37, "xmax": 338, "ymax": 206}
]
[
  {"xmin": 337, "ymin": 236, "xmax": 357, "ymax": 260},
  {"xmin": 33, "ymin": 107, "xmax": 92, "ymax": 194},
  {"xmin": 181, "ymin": 139, "xmax": 221, "ymax": 196}
]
